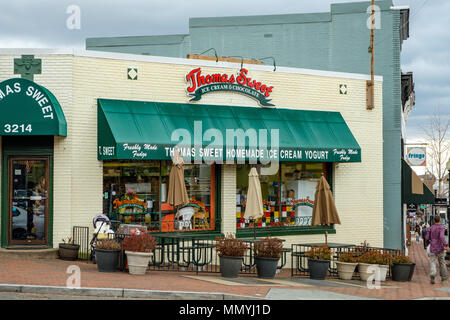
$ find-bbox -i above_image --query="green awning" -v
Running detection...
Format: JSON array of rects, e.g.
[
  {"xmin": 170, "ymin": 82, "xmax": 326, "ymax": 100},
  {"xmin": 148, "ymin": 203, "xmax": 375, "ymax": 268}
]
[
  {"xmin": 402, "ymin": 159, "xmax": 435, "ymax": 204},
  {"xmin": 0, "ymin": 78, "xmax": 67, "ymax": 136},
  {"xmin": 97, "ymin": 99, "xmax": 361, "ymax": 162}
]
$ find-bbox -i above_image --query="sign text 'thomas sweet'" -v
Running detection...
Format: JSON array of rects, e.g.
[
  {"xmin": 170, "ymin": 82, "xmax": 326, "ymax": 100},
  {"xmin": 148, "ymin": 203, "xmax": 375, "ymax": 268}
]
[{"xmin": 185, "ymin": 68, "xmax": 275, "ymax": 107}]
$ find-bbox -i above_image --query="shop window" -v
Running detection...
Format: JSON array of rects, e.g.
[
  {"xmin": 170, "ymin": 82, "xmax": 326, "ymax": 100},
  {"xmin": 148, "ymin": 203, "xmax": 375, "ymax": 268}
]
[
  {"xmin": 103, "ymin": 160, "xmax": 215, "ymax": 232},
  {"xmin": 236, "ymin": 163, "xmax": 325, "ymax": 230}
]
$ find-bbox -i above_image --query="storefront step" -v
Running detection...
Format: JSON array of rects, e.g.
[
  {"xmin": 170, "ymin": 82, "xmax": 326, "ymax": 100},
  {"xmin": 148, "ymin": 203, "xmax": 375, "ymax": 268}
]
[{"xmin": 0, "ymin": 248, "xmax": 58, "ymax": 259}]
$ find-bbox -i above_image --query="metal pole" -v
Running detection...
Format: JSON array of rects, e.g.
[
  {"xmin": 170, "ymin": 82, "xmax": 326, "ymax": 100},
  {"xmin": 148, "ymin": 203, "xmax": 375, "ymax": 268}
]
[
  {"xmin": 366, "ymin": 0, "xmax": 375, "ymax": 110},
  {"xmin": 371, "ymin": 0, "xmax": 375, "ymax": 88}
]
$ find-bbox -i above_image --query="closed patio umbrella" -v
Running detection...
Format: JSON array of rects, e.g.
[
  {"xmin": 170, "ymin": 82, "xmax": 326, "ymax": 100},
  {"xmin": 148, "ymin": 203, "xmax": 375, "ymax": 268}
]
[
  {"xmin": 167, "ymin": 149, "xmax": 189, "ymax": 210},
  {"xmin": 311, "ymin": 175, "xmax": 341, "ymax": 244},
  {"xmin": 244, "ymin": 167, "xmax": 264, "ymax": 239}
]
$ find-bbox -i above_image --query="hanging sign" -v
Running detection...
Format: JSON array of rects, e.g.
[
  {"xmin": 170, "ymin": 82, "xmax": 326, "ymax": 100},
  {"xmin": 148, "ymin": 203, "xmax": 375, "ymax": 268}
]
[
  {"xmin": 406, "ymin": 147, "xmax": 426, "ymax": 166},
  {"xmin": 185, "ymin": 67, "xmax": 275, "ymax": 107}
]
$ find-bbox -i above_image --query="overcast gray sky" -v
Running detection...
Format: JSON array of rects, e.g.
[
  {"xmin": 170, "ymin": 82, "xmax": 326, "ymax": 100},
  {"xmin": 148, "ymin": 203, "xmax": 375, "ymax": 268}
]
[{"xmin": 0, "ymin": 0, "xmax": 448, "ymax": 140}]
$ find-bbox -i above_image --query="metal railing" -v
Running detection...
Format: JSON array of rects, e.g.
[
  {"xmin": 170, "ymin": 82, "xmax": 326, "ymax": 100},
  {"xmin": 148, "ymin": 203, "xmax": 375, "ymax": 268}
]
[
  {"xmin": 72, "ymin": 226, "xmax": 90, "ymax": 260},
  {"xmin": 148, "ymin": 238, "xmax": 220, "ymax": 274}
]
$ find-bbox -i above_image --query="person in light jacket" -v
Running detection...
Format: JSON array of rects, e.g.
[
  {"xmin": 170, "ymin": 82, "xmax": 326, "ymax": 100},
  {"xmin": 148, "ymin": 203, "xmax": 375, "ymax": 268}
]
[{"xmin": 425, "ymin": 216, "xmax": 450, "ymax": 284}]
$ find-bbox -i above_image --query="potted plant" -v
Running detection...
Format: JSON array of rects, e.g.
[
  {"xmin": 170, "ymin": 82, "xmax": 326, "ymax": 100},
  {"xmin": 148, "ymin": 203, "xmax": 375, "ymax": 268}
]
[
  {"xmin": 305, "ymin": 245, "xmax": 332, "ymax": 280},
  {"xmin": 391, "ymin": 254, "xmax": 415, "ymax": 282},
  {"xmin": 377, "ymin": 251, "xmax": 393, "ymax": 282},
  {"xmin": 95, "ymin": 239, "xmax": 121, "ymax": 272},
  {"xmin": 215, "ymin": 234, "xmax": 248, "ymax": 278},
  {"xmin": 336, "ymin": 251, "xmax": 358, "ymax": 280},
  {"xmin": 357, "ymin": 250, "xmax": 389, "ymax": 281},
  {"xmin": 58, "ymin": 237, "xmax": 80, "ymax": 261},
  {"xmin": 122, "ymin": 231, "xmax": 157, "ymax": 275},
  {"xmin": 253, "ymin": 237, "xmax": 283, "ymax": 279}
]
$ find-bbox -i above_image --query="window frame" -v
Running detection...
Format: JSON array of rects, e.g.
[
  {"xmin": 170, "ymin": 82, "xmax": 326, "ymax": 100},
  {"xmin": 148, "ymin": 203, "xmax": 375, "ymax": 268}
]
[
  {"xmin": 235, "ymin": 162, "xmax": 336, "ymax": 238},
  {"xmin": 102, "ymin": 160, "xmax": 221, "ymax": 237}
]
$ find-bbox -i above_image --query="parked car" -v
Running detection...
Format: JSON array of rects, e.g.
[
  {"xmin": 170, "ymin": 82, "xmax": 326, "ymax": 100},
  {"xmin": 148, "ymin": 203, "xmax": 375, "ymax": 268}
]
[{"xmin": 11, "ymin": 206, "xmax": 45, "ymax": 240}]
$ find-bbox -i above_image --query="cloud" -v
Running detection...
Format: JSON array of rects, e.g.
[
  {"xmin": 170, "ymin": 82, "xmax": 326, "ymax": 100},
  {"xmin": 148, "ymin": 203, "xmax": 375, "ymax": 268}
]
[{"xmin": 0, "ymin": 0, "xmax": 447, "ymax": 142}]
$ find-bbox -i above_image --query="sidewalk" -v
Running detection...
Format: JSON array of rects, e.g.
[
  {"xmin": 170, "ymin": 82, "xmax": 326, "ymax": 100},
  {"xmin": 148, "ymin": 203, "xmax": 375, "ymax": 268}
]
[{"xmin": 0, "ymin": 240, "xmax": 449, "ymax": 300}]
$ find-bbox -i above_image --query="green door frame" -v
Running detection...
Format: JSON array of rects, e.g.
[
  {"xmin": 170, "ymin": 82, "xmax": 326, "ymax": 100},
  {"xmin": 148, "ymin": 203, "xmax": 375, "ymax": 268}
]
[{"xmin": 1, "ymin": 139, "xmax": 54, "ymax": 247}]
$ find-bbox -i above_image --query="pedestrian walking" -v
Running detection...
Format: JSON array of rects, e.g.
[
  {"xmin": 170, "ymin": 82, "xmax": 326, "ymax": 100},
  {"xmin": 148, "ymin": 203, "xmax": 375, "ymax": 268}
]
[
  {"xmin": 415, "ymin": 224, "xmax": 421, "ymax": 243},
  {"xmin": 422, "ymin": 225, "xmax": 429, "ymax": 250},
  {"xmin": 425, "ymin": 216, "xmax": 450, "ymax": 284}
]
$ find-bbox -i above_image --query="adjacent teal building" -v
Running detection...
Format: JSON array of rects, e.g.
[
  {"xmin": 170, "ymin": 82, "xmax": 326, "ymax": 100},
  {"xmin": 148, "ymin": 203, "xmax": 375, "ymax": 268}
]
[{"xmin": 86, "ymin": 0, "xmax": 411, "ymax": 250}]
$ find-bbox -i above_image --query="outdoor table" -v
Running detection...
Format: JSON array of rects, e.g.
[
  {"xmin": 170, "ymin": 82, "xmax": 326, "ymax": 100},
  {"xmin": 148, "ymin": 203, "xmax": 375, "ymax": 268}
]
[
  {"xmin": 240, "ymin": 238, "xmax": 288, "ymax": 271},
  {"xmin": 152, "ymin": 233, "xmax": 213, "ymax": 269},
  {"xmin": 291, "ymin": 242, "xmax": 356, "ymax": 276}
]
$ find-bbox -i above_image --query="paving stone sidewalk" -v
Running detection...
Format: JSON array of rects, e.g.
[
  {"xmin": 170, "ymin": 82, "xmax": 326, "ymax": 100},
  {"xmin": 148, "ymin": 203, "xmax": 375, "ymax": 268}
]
[{"xmin": 0, "ymin": 240, "xmax": 449, "ymax": 300}]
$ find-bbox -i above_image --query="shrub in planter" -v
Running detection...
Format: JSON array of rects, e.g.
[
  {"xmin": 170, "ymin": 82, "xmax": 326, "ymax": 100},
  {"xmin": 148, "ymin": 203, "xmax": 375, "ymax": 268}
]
[
  {"xmin": 305, "ymin": 245, "xmax": 331, "ymax": 280},
  {"xmin": 215, "ymin": 234, "xmax": 248, "ymax": 278},
  {"xmin": 336, "ymin": 252, "xmax": 358, "ymax": 280},
  {"xmin": 123, "ymin": 231, "xmax": 157, "ymax": 275},
  {"xmin": 357, "ymin": 251, "xmax": 392, "ymax": 282},
  {"xmin": 377, "ymin": 251, "xmax": 396, "ymax": 282},
  {"xmin": 391, "ymin": 254, "xmax": 415, "ymax": 282},
  {"xmin": 253, "ymin": 237, "xmax": 283, "ymax": 279},
  {"xmin": 59, "ymin": 237, "xmax": 80, "ymax": 261},
  {"xmin": 357, "ymin": 251, "xmax": 380, "ymax": 281},
  {"xmin": 95, "ymin": 239, "xmax": 121, "ymax": 272}
]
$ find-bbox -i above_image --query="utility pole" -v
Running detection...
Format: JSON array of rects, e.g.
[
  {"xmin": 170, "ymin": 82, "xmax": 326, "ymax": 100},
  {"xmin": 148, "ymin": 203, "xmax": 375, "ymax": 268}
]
[{"xmin": 367, "ymin": 0, "xmax": 375, "ymax": 110}]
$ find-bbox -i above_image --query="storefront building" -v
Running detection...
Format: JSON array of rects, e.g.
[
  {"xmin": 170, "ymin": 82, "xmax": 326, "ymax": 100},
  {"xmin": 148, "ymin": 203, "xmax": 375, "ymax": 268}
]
[
  {"xmin": 87, "ymin": 0, "xmax": 410, "ymax": 250},
  {"xmin": 0, "ymin": 49, "xmax": 383, "ymax": 249}
]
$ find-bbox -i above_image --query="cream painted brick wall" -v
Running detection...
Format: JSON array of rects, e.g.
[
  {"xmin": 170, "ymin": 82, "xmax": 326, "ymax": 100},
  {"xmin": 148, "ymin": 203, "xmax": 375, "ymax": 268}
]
[
  {"xmin": 34, "ymin": 56, "xmax": 74, "ymax": 247},
  {"xmin": 0, "ymin": 54, "xmax": 74, "ymax": 247},
  {"xmin": 221, "ymin": 165, "xmax": 236, "ymax": 235},
  {"xmin": 0, "ymin": 52, "xmax": 383, "ymax": 250}
]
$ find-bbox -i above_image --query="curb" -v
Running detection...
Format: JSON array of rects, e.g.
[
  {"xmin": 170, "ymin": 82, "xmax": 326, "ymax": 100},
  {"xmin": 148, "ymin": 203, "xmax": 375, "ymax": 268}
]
[{"xmin": 0, "ymin": 284, "xmax": 265, "ymax": 300}]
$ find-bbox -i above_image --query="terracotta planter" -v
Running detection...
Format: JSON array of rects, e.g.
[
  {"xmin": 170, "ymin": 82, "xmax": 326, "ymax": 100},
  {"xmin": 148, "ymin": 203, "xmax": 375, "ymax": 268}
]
[
  {"xmin": 125, "ymin": 251, "xmax": 152, "ymax": 275},
  {"xmin": 336, "ymin": 261, "xmax": 358, "ymax": 280},
  {"xmin": 58, "ymin": 243, "xmax": 80, "ymax": 261}
]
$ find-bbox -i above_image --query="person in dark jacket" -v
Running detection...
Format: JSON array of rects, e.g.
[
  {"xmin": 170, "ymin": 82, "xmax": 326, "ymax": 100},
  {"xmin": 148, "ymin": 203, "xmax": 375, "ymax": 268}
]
[
  {"xmin": 415, "ymin": 224, "xmax": 421, "ymax": 243},
  {"xmin": 422, "ymin": 225, "xmax": 429, "ymax": 250},
  {"xmin": 425, "ymin": 216, "xmax": 450, "ymax": 284}
]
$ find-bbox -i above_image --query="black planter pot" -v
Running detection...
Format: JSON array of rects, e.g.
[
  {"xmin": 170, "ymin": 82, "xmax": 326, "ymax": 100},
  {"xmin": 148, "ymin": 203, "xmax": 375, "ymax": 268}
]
[
  {"xmin": 255, "ymin": 257, "xmax": 279, "ymax": 279},
  {"xmin": 95, "ymin": 249, "xmax": 120, "ymax": 272},
  {"xmin": 308, "ymin": 259, "xmax": 330, "ymax": 280},
  {"xmin": 392, "ymin": 263, "xmax": 416, "ymax": 282},
  {"xmin": 58, "ymin": 243, "xmax": 80, "ymax": 261},
  {"xmin": 219, "ymin": 256, "xmax": 243, "ymax": 278}
]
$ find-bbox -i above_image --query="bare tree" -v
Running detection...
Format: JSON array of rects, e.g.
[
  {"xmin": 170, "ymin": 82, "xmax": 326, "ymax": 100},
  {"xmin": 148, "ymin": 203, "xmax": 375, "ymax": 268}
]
[{"xmin": 422, "ymin": 107, "xmax": 450, "ymax": 198}]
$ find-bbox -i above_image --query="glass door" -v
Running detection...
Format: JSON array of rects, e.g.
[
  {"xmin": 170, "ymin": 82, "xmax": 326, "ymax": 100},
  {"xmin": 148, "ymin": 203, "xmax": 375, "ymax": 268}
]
[{"xmin": 8, "ymin": 157, "xmax": 49, "ymax": 245}]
